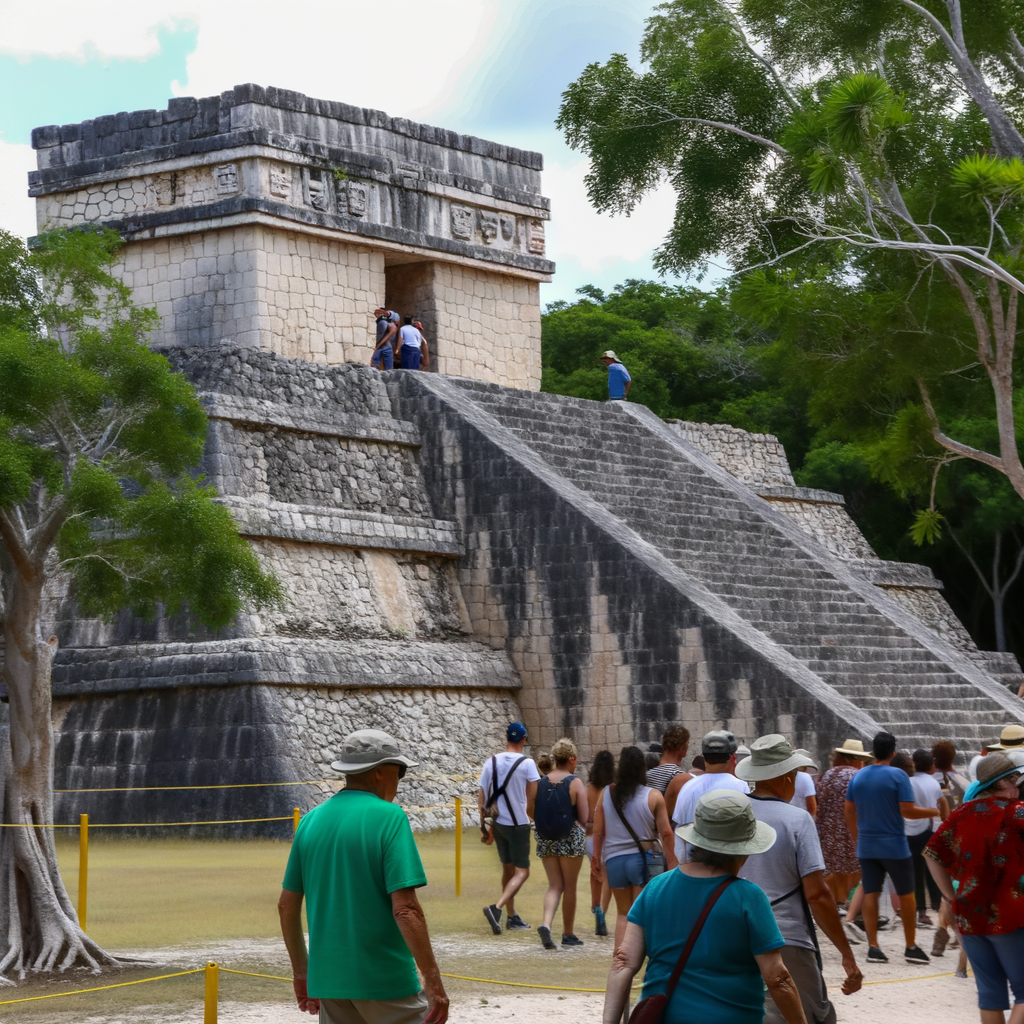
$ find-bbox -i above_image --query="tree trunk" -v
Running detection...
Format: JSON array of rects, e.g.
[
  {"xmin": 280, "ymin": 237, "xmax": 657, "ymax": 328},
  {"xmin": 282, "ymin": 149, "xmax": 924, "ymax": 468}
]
[{"xmin": 0, "ymin": 560, "xmax": 116, "ymax": 978}]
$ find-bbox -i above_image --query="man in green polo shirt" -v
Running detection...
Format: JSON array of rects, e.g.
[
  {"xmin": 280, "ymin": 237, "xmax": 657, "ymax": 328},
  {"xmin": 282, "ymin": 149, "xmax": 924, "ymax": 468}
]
[{"xmin": 279, "ymin": 729, "xmax": 448, "ymax": 1024}]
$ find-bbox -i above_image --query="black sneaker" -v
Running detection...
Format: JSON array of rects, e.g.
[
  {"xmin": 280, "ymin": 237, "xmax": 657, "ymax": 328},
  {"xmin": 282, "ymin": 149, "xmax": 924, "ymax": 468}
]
[
  {"xmin": 507, "ymin": 914, "xmax": 531, "ymax": 930},
  {"xmin": 867, "ymin": 946, "xmax": 888, "ymax": 963},
  {"xmin": 483, "ymin": 904, "xmax": 502, "ymax": 935},
  {"xmin": 594, "ymin": 907, "xmax": 608, "ymax": 937},
  {"xmin": 561, "ymin": 934, "xmax": 584, "ymax": 947},
  {"xmin": 905, "ymin": 946, "xmax": 930, "ymax": 965},
  {"xmin": 538, "ymin": 925, "xmax": 558, "ymax": 950}
]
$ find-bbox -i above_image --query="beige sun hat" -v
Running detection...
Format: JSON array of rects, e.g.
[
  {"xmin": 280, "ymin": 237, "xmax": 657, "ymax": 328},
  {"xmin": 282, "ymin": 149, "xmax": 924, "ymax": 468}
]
[
  {"xmin": 600, "ymin": 350, "xmax": 619, "ymax": 360},
  {"xmin": 330, "ymin": 729, "xmax": 419, "ymax": 774},
  {"xmin": 1000, "ymin": 724, "xmax": 1024, "ymax": 748},
  {"xmin": 834, "ymin": 738, "xmax": 873, "ymax": 760},
  {"xmin": 735, "ymin": 735, "xmax": 817, "ymax": 783},
  {"xmin": 676, "ymin": 789, "xmax": 777, "ymax": 856}
]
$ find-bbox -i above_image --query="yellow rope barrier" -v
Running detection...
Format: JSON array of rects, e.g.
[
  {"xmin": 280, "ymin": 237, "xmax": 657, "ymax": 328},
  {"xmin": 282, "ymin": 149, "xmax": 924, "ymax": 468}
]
[
  {"xmin": 862, "ymin": 970, "xmax": 957, "ymax": 986},
  {"xmin": 0, "ymin": 968, "xmax": 204, "ymax": 1006},
  {"xmin": 54, "ymin": 780, "xmax": 330, "ymax": 793},
  {"xmin": 0, "ymin": 816, "xmax": 294, "ymax": 828},
  {"xmin": 220, "ymin": 968, "xmax": 293, "ymax": 982}
]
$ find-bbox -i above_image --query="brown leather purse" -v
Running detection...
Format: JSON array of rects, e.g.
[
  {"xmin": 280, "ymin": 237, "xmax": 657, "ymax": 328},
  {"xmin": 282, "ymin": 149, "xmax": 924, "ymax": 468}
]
[{"xmin": 628, "ymin": 875, "xmax": 737, "ymax": 1024}]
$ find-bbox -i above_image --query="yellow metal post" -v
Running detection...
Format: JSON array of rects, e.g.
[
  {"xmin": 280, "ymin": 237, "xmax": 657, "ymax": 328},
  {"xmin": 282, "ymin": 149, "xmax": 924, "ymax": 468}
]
[
  {"xmin": 204, "ymin": 961, "xmax": 219, "ymax": 1024},
  {"xmin": 78, "ymin": 813, "xmax": 88, "ymax": 932},
  {"xmin": 454, "ymin": 797, "xmax": 462, "ymax": 897},
  {"xmin": 293, "ymin": 807, "xmax": 301, "ymax": 835}
]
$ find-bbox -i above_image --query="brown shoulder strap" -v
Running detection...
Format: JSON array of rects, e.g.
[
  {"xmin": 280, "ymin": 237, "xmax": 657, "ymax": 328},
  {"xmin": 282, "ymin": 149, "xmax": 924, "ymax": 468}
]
[{"xmin": 663, "ymin": 876, "xmax": 737, "ymax": 1001}]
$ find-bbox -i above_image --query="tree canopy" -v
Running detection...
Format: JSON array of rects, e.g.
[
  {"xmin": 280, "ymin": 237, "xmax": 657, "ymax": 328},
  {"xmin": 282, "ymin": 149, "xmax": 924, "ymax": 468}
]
[{"xmin": 558, "ymin": 0, "xmax": 1024, "ymax": 516}]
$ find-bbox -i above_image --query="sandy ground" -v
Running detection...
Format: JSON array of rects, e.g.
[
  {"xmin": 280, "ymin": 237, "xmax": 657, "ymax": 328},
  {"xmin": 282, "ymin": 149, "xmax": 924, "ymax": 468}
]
[{"xmin": 6, "ymin": 922, "xmax": 982, "ymax": 1024}]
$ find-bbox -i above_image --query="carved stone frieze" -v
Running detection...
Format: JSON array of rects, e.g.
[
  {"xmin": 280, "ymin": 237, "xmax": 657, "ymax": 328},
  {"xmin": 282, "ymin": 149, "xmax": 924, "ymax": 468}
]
[{"xmin": 214, "ymin": 164, "xmax": 240, "ymax": 195}]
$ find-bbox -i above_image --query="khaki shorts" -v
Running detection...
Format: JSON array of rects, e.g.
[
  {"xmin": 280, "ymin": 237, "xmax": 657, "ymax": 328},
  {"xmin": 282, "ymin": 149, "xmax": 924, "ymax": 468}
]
[{"xmin": 320, "ymin": 991, "xmax": 428, "ymax": 1024}]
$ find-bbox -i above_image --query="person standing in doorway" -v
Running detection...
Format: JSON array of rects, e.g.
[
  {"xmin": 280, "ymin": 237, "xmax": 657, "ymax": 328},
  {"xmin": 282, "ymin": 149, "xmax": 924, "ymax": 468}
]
[
  {"xmin": 371, "ymin": 308, "xmax": 399, "ymax": 370},
  {"xmin": 478, "ymin": 722, "xmax": 541, "ymax": 935},
  {"xmin": 533, "ymin": 738, "xmax": 589, "ymax": 950},
  {"xmin": 599, "ymin": 350, "xmax": 631, "ymax": 401},
  {"xmin": 844, "ymin": 731, "xmax": 940, "ymax": 965},
  {"xmin": 738, "ymin": 735, "xmax": 863, "ymax": 1024},
  {"xmin": 279, "ymin": 728, "xmax": 448, "ymax": 1024},
  {"xmin": 646, "ymin": 726, "xmax": 691, "ymax": 794},
  {"xmin": 398, "ymin": 316, "xmax": 430, "ymax": 370}
]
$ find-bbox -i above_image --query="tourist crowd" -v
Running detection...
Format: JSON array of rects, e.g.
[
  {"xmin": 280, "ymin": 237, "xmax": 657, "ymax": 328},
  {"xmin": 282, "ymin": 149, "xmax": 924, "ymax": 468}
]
[{"xmin": 276, "ymin": 718, "xmax": 1024, "ymax": 1024}]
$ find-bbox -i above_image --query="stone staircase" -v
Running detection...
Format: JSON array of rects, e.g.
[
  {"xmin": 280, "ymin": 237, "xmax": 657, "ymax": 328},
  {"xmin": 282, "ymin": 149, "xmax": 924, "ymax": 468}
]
[{"xmin": 397, "ymin": 375, "xmax": 1024, "ymax": 756}]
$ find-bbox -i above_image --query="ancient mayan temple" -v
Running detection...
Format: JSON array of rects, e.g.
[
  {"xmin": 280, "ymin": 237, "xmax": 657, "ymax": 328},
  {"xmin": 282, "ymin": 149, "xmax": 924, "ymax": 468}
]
[{"xmin": 22, "ymin": 85, "xmax": 1024, "ymax": 829}]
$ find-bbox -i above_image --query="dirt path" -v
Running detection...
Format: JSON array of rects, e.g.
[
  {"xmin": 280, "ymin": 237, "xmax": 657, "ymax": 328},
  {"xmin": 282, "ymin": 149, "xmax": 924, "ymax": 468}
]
[{"xmin": 9, "ymin": 927, "xmax": 979, "ymax": 1023}]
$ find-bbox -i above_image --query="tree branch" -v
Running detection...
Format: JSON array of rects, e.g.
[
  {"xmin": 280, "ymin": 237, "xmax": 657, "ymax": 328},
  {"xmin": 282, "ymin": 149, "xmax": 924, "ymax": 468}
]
[
  {"xmin": 633, "ymin": 102, "xmax": 789, "ymax": 155},
  {"xmin": 917, "ymin": 377, "xmax": 1006, "ymax": 472},
  {"xmin": 0, "ymin": 510, "xmax": 34, "ymax": 579}
]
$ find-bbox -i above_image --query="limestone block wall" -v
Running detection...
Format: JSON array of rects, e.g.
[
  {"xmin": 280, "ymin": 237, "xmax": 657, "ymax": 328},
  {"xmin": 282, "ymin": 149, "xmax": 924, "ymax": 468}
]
[
  {"xmin": 762, "ymin": 497, "xmax": 877, "ymax": 561},
  {"xmin": 433, "ymin": 264, "xmax": 541, "ymax": 389},
  {"xmin": 116, "ymin": 224, "xmax": 384, "ymax": 363},
  {"xmin": 668, "ymin": 421, "xmax": 795, "ymax": 486}
]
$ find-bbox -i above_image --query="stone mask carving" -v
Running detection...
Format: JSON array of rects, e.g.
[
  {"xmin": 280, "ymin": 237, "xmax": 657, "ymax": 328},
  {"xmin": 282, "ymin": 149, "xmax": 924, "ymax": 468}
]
[
  {"xmin": 500, "ymin": 216, "xmax": 515, "ymax": 242},
  {"xmin": 479, "ymin": 212, "xmax": 499, "ymax": 244},
  {"xmin": 451, "ymin": 205, "xmax": 474, "ymax": 240},
  {"xmin": 347, "ymin": 183, "xmax": 368, "ymax": 217},
  {"xmin": 214, "ymin": 164, "xmax": 239, "ymax": 195}
]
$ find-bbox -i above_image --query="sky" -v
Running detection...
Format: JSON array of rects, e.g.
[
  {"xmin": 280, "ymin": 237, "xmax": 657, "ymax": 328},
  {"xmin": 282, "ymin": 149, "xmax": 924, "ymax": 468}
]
[{"xmin": 0, "ymin": 0, "xmax": 709, "ymax": 308}]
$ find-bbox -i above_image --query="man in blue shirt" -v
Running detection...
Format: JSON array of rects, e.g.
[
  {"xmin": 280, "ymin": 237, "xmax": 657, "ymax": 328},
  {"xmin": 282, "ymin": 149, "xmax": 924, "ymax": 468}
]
[
  {"xmin": 600, "ymin": 350, "xmax": 631, "ymax": 401},
  {"xmin": 845, "ymin": 731, "xmax": 940, "ymax": 966}
]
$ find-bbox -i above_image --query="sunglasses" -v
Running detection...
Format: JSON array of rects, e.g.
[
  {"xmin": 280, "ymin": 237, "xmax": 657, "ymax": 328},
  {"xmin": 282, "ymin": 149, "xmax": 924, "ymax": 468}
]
[{"xmin": 397, "ymin": 764, "xmax": 407, "ymax": 780}]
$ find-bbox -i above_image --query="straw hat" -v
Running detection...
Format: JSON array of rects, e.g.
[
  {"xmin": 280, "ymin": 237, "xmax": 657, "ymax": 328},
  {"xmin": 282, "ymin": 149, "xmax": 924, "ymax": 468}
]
[
  {"xmin": 736, "ymin": 735, "xmax": 818, "ymax": 782},
  {"xmin": 1000, "ymin": 724, "xmax": 1024, "ymax": 748},
  {"xmin": 834, "ymin": 739, "xmax": 873, "ymax": 760},
  {"xmin": 675, "ymin": 789, "xmax": 777, "ymax": 856},
  {"xmin": 330, "ymin": 729, "xmax": 419, "ymax": 774}
]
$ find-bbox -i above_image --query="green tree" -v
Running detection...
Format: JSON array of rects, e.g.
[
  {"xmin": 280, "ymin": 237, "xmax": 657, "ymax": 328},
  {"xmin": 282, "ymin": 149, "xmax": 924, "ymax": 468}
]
[
  {"xmin": 0, "ymin": 228, "xmax": 280, "ymax": 978},
  {"xmin": 558, "ymin": 0, "xmax": 1024, "ymax": 509}
]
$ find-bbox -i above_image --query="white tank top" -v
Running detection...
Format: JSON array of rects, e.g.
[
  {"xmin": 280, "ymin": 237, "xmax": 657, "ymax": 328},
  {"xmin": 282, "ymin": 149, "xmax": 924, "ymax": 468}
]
[{"xmin": 602, "ymin": 785, "xmax": 656, "ymax": 860}]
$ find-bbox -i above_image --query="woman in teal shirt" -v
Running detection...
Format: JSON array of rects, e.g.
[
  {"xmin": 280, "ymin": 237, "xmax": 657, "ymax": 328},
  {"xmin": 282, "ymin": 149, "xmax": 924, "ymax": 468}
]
[{"xmin": 603, "ymin": 789, "xmax": 809, "ymax": 1024}]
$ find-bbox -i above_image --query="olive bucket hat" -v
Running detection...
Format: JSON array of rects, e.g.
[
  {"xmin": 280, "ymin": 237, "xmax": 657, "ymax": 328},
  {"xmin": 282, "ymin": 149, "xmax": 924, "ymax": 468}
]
[
  {"xmin": 675, "ymin": 789, "xmax": 777, "ymax": 857},
  {"xmin": 330, "ymin": 729, "xmax": 419, "ymax": 774},
  {"xmin": 736, "ymin": 734, "xmax": 818, "ymax": 783}
]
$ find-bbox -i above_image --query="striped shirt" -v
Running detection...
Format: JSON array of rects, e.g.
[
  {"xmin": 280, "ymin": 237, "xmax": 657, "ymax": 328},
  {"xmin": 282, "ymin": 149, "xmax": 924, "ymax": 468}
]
[{"xmin": 646, "ymin": 763, "xmax": 682, "ymax": 794}]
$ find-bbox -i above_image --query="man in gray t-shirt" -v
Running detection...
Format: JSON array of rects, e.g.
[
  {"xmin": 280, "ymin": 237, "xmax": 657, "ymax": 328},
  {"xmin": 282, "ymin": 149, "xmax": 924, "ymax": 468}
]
[{"xmin": 737, "ymin": 736, "xmax": 862, "ymax": 1024}]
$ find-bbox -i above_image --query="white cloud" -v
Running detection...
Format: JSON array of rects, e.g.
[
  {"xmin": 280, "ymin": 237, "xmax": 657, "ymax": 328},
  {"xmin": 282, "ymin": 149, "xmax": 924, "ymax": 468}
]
[
  {"xmin": 543, "ymin": 155, "xmax": 676, "ymax": 275},
  {"xmin": 173, "ymin": 1, "xmax": 495, "ymax": 122},
  {"xmin": 0, "ymin": 1, "xmax": 195, "ymax": 60},
  {"xmin": 0, "ymin": 140, "xmax": 36, "ymax": 239}
]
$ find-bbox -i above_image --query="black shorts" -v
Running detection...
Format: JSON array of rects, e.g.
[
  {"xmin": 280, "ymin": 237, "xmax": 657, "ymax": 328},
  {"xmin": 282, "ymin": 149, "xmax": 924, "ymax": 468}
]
[
  {"xmin": 492, "ymin": 823, "xmax": 532, "ymax": 869},
  {"xmin": 859, "ymin": 855, "xmax": 915, "ymax": 896}
]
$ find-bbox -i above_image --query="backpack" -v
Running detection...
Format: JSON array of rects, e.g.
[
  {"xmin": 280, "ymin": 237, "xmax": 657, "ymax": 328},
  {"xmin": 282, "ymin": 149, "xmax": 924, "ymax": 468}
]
[
  {"xmin": 484, "ymin": 755, "xmax": 528, "ymax": 824},
  {"xmin": 533, "ymin": 775, "xmax": 576, "ymax": 840}
]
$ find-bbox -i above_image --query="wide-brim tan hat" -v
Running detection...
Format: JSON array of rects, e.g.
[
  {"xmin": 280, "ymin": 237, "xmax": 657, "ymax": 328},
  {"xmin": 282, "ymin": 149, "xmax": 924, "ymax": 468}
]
[
  {"xmin": 1000, "ymin": 724, "xmax": 1024, "ymax": 747},
  {"xmin": 736, "ymin": 734, "xmax": 818, "ymax": 782},
  {"xmin": 331, "ymin": 728, "xmax": 419, "ymax": 774},
  {"xmin": 834, "ymin": 738, "xmax": 873, "ymax": 760},
  {"xmin": 675, "ymin": 789, "xmax": 777, "ymax": 856}
]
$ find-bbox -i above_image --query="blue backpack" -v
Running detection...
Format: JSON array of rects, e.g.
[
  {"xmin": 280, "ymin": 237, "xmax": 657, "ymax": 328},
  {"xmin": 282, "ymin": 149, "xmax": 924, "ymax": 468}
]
[{"xmin": 533, "ymin": 775, "xmax": 576, "ymax": 840}]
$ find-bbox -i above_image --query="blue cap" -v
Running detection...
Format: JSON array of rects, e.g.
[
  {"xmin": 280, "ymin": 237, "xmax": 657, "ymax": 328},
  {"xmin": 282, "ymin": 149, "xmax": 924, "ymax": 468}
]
[{"xmin": 507, "ymin": 722, "xmax": 528, "ymax": 742}]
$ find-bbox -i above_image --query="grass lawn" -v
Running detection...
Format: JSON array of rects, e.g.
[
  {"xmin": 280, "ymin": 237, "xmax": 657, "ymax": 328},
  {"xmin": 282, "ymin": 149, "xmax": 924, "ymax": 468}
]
[{"xmin": 11, "ymin": 829, "xmax": 620, "ymax": 1019}]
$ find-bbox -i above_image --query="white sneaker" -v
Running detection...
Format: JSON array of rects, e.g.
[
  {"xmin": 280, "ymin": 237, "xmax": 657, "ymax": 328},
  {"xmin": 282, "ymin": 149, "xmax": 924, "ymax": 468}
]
[{"xmin": 843, "ymin": 920, "xmax": 863, "ymax": 944}]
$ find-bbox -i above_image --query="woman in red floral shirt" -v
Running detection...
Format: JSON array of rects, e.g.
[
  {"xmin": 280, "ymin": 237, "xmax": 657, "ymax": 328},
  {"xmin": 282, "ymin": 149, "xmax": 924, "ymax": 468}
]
[{"xmin": 925, "ymin": 753, "xmax": 1024, "ymax": 1024}]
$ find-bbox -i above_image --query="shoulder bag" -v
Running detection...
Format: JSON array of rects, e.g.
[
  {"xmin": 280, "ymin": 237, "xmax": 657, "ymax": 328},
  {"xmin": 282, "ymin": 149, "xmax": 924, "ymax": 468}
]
[
  {"xmin": 609, "ymin": 784, "xmax": 665, "ymax": 884},
  {"xmin": 628, "ymin": 875, "xmax": 737, "ymax": 1024}
]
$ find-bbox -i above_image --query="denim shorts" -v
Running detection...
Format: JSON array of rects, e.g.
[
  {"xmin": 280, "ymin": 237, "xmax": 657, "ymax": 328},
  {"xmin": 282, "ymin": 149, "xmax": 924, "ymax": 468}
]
[{"xmin": 961, "ymin": 929, "xmax": 1024, "ymax": 1010}]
